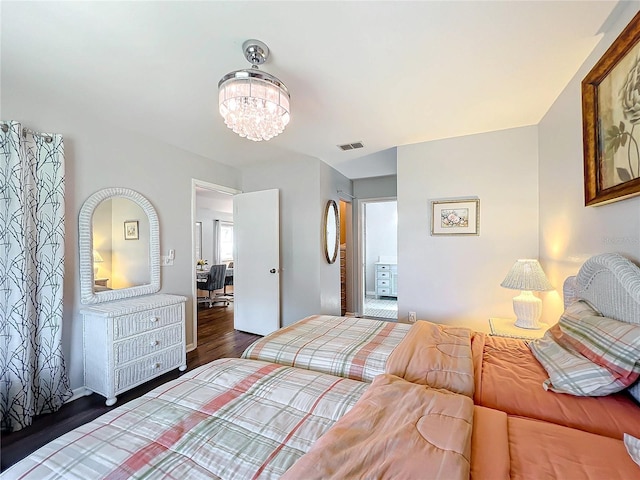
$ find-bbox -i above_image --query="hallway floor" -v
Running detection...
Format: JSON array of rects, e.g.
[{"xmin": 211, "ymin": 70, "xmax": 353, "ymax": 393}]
[{"xmin": 363, "ymin": 295, "xmax": 398, "ymax": 319}]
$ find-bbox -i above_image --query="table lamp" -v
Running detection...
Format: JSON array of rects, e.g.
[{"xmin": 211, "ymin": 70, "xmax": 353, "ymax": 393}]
[
  {"xmin": 500, "ymin": 259, "xmax": 553, "ymax": 329},
  {"xmin": 93, "ymin": 249, "xmax": 104, "ymax": 277}
]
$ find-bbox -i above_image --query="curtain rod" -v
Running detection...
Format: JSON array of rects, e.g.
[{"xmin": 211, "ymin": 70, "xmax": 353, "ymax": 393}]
[
  {"xmin": 1, "ymin": 122, "xmax": 54, "ymax": 142},
  {"xmin": 337, "ymin": 189, "xmax": 356, "ymax": 199}
]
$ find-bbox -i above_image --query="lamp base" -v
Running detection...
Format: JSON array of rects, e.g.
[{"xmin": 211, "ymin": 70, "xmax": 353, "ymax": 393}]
[{"xmin": 512, "ymin": 290, "xmax": 542, "ymax": 329}]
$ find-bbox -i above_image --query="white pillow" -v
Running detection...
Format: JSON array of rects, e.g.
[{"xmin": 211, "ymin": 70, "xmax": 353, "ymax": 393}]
[{"xmin": 624, "ymin": 433, "xmax": 640, "ymax": 467}]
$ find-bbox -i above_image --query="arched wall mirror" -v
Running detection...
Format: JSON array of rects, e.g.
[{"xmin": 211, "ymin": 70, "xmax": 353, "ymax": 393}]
[
  {"xmin": 323, "ymin": 200, "xmax": 339, "ymax": 264},
  {"xmin": 79, "ymin": 188, "xmax": 160, "ymax": 304}
]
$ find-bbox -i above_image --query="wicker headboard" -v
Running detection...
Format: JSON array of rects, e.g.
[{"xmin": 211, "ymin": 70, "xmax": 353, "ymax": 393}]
[{"xmin": 562, "ymin": 253, "xmax": 640, "ymax": 324}]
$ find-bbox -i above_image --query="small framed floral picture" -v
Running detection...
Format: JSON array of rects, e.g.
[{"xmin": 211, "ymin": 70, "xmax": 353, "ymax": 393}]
[
  {"xmin": 124, "ymin": 220, "xmax": 139, "ymax": 240},
  {"xmin": 431, "ymin": 199, "xmax": 480, "ymax": 236},
  {"xmin": 582, "ymin": 11, "xmax": 640, "ymax": 206}
]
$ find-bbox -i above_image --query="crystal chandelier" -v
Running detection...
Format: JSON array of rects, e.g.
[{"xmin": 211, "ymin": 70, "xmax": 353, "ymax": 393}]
[{"xmin": 218, "ymin": 40, "xmax": 290, "ymax": 142}]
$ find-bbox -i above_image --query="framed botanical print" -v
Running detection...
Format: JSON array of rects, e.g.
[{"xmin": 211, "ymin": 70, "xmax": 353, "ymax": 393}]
[{"xmin": 582, "ymin": 12, "xmax": 640, "ymax": 206}]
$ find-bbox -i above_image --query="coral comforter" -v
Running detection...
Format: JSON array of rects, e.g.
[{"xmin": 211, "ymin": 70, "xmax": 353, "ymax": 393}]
[
  {"xmin": 283, "ymin": 374, "xmax": 473, "ymax": 480},
  {"xmin": 472, "ymin": 332, "xmax": 640, "ymax": 439}
]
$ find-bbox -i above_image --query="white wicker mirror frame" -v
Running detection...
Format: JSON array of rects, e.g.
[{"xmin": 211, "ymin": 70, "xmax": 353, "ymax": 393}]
[{"xmin": 79, "ymin": 187, "xmax": 160, "ymax": 304}]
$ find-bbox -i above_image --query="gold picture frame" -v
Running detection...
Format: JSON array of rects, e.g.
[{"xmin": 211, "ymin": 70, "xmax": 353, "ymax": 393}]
[
  {"xmin": 431, "ymin": 199, "xmax": 480, "ymax": 236},
  {"xmin": 582, "ymin": 12, "xmax": 640, "ymax": 206}
]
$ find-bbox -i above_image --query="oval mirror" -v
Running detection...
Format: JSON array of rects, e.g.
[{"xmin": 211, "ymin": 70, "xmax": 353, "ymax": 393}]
[
  {"xmin": 79, "ymin": 188, "xmax": 160, "ymax": 304},
  {"xmin": 323, "ymin": 200, "xmax": 339, "ymax": 264}
]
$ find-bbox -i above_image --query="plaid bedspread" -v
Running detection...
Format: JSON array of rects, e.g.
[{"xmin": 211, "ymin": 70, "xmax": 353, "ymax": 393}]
[
  {"xmin": 242, "ymin": 315, "xmax": 411, "ymax": 382},
  {"xmin": 2, "ymin": 359, "xmax": 368, "ymax": 480}
]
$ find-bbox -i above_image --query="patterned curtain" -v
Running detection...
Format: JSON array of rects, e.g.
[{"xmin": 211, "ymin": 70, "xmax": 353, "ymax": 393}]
[{"xmin": 0, "ymin": 121, "xmax": 71, "ymax": 432}]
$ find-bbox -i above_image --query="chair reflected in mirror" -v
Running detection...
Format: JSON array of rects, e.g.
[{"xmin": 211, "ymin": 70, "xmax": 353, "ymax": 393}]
[{"xmin": 198, "ymin": 264, "xmax": 230, "ymax": 308}]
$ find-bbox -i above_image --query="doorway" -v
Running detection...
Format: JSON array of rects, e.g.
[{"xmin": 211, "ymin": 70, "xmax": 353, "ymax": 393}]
[
  {"xmin": 191, "ymin": 180, "xmax": 239, "ymax": 350},
  {"xmin": 360, "ymin": 198, "xmax": 397, "ymax": 320},
  {"xmin": 339, "ymin": 199, "xmax": 353, "ymax": 316}
]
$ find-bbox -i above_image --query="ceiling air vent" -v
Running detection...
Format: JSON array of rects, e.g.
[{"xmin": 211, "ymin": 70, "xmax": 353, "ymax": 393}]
[{"xmin": 338, "ymin": 141, "xmax": 364, "ymax": 151}]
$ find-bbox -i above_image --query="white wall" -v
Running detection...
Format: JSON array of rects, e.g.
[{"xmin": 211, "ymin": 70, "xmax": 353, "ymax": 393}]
[
  {"xmin": 539, "ymin": 1, "xmax": 640, "ymax": 324},
  {"xmin": 111, "ymin": 197, "xmax": 149, "ymax": 288},
  {"xmin": 242, "ymin": 156, "xmax": 353, "ymax": 326},
  {"xmin": 397, "ymin": 126, "xmax": 540, "ymax": 331},
  {"xmin": 3, "ymin": 84, "xmax": 242, "ymax": 391},
  {"xmin": 320, "ymin": 160, "xmax": 353, "ymax": 314},
  {"xmin": 92, "ymin": 199, "xmax": 113, "ymax": 281},
  {"xmin": 336, "ymin": 147, "xmax": 398, "ymax": 180},
  {"xmin": 353, "ymin": 175, "xmax": 398, "ymax": 199},
  {"xmin": 365, "ymin": 201, "xmax": 398, "ymax": 294}
]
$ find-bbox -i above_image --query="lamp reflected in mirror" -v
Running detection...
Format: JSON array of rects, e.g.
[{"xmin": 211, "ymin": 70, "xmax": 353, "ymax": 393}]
[{"xmin": 93, "ymin": 249, "xmax": 104, "ymax": 276}]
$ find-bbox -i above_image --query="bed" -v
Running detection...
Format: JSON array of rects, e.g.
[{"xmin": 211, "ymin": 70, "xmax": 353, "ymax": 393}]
[
  {"xmin": 244, "ymin": 253, "xmax": 640, "ymax": 439},
  {"xmin": 242, "ymin": 314, "xmax": 412, "ymax": 382},
  {"xmin": 2, "ymin": 358, "xmax": 368, "ymax": 479},
  {"xmin": 470, "ymin": 405, "xmax": 639, "ymax": 479},
  {"xmin": 241, "ymin": 313, "xmax": 476, "ymax": 397},
  {"xmin": 473, "ymin": 253, "xmax": 640, "ymax": 440},
  {"xmin": 1, "ymin": 358, "xmax": 475, "ymax": 480},
  {"xmin": 4, "ymin": 253, "xmax": 640, "ymax": 478}
]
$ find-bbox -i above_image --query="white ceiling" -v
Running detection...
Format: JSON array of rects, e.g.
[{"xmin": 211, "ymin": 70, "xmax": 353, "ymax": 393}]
[{"xmin": 2, "ymin": 1, "xmax": 620, "ymax": 179}]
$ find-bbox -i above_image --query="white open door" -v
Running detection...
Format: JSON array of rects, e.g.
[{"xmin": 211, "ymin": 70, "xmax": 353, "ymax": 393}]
[{"xmin": 233, "ymin": 189, "xmax": 280, "ymax": 335}]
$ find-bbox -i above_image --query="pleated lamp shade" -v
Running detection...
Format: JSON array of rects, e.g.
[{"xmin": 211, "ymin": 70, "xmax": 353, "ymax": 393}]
[
  {"xmin": 500, "ymin": 259, "xmax": 553, "ymax": 292},
  {"xmin": 501, "ymin": 259, "xmax": 553, "ymax": 329},
  {"xmin": 92, "ymin": 250, "xmax": 104, "ymax": 264},
  {"xmin": 93, "ymin": 250, "xmax": 104, "ymax": 276}
]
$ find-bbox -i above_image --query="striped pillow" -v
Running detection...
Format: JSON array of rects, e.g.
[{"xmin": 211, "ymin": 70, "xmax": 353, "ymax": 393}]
[
  {"xmin": 530, "ymin": 331, "xmax": 637, "ymax": 396},
  {"xmin": 551, "ymin": 300, "xmax": 640, "ymax": 379}
]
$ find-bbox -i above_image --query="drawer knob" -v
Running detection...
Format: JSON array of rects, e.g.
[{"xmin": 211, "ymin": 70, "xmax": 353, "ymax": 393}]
[
  {"xmin": 150, "ymin": 340, "xmax": 159, "ymax": 347},
  {"xmin": 153, "ymin": 363, "xmax": 161, "ymax": 369},
  {"xmin": 150, "ymin": 317, "xmax": 158, "ymax": 323}
]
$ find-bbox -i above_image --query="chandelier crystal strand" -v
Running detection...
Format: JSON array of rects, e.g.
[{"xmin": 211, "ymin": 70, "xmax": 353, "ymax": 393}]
[{"xmin": 218, "ymin": 40, "xmax": 290, "ymax": 142}]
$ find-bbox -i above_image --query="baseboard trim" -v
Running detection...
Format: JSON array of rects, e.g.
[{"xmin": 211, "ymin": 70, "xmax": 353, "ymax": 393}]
[{"xmin": 65, "ymin": 387, "xmax": 92, "ymax": 404}]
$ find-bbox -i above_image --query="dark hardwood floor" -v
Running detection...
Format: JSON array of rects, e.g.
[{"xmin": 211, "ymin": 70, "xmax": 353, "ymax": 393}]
[{"xmin": 0, "ymin": 301, "xmax": 261, "ymax": 472}]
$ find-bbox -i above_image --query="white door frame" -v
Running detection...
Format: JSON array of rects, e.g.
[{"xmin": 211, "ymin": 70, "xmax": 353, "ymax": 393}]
[
  {"xmin": 189, "ymin": 179, "xmax": 241, "ymax": 352},
  {"xmin": 355, "ymin": 196, "xmax": 397, "ymax": 317}
]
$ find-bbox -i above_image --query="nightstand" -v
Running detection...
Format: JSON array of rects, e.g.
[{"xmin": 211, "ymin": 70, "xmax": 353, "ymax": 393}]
[{"xmin": 489, "ymin": 317, "xmax": 548, "ymax": 340}]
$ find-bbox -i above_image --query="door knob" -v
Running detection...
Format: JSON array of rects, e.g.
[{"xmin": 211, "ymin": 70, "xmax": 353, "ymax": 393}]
[{"xmin": 270, "ymin": 268, "xmax": 277, "ymax": 273}]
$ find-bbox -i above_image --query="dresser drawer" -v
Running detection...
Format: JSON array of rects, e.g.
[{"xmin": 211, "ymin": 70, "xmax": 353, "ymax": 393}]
[
  {"xmin": 377, "ymin": 287, "xmax": 391, "ymax": 295},
  {"xmin": 377, "ymin": 264, "xmax": 391, "ymax": 271},
  {"xmin": 377, "ymin": 271, "xmax": 390, "ymax": 279},
  {"xmin": 114, "ymin": 324, "xmax": 183, "ymax": 365},
  {"xmin": 115, "ymin": 345, "xmax": 183, "ymax": 393},
  {"xmin": 377, "ymin": 279, "xmax": 390, "ymax": 288},
  {"xmin": 113, "ymin": 304, "xmax": 182, "ymax": 340}
]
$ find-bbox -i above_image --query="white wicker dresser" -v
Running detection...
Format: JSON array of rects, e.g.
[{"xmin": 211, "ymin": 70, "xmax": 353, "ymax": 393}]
[{"xmin": 81, "ymin": 293, "xmax": 187, "ymax": 406}]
